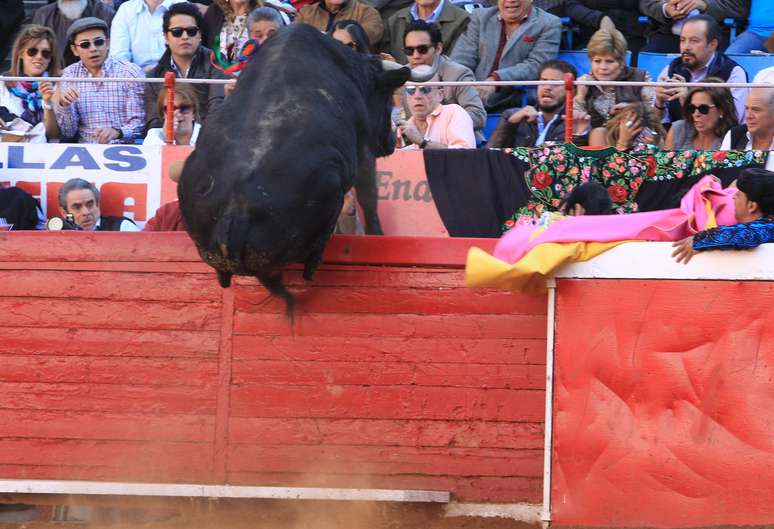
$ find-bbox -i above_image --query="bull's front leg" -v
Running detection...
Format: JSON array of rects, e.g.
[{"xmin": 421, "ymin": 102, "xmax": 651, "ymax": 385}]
[{"xmin": 355, "ymin": 153, "xmax": 383, "ymax": 235}]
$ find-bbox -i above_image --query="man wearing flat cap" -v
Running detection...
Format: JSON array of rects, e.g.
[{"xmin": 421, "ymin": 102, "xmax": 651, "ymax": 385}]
[{"xmin": 54, "ymin": 17, "xmax": 145, "ymax": 143}]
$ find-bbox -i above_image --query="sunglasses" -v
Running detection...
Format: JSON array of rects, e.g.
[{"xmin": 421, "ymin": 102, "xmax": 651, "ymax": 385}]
[
  {"xmin": 405, "ymin": 85, "xmax": 434, "ymax": 96},
  {"xmin": 168, "ymin": 26, "xmax": 200, "ymax": 38},
  {"xmin": 74, "ymin": 37, "xmax": 106, "ymax": 50},
  {"xmin": 164, "ymin": 104, "xmax": 193, "ymax": 114},
  {"xmin": 403, "ymin": 44, "xmax": 431, "ymax": 56},
  {"xmin": 686, "ymin": 103, "xmax": 717, "ymax": 115},
  {"xmin": 25, "ymin": 47, "xmax": 52, "ymax": 60}
]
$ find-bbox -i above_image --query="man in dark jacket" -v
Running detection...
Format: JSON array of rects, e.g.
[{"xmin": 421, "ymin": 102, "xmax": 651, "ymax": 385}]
[
  {"xmin": 144, "ymin": 2, "xmax": 226, "ymax": 132},
  {"xmin": 564, "ymin": 0, "xmax": 645, "ymax": 55},
  {"xmin": 32, "ymin": 0, "xmax": 114, "ymax": 66},
  {"xmin": 0, "ymin": 0, "xmax": 25, "ymax": 70},
  {"xmin": 488, "ymin": 59, "xmax": 588, "ymax": 148}
]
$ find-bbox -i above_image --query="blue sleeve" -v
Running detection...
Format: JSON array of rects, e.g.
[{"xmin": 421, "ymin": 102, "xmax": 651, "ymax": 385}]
[{"xmin": 693, "ymin": 219, "xmax": 774, "ymax": 251}]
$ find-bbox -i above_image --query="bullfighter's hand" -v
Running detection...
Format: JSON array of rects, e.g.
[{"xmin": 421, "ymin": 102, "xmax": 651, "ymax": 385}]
[{"xmin": 672, "ymin": 236, "xmax": 697, "ymax": 264}]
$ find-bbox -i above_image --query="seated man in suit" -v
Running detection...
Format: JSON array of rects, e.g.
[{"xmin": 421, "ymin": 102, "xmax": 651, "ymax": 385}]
[{"xmin": 57, "ymin": 178, "xmax": 139, "ymax": 231}]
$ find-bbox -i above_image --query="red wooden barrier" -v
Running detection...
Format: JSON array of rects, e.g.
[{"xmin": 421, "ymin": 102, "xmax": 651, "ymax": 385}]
[{"xmin": 0, "ymin": 233, "xmax": 547, "ymax": 503}]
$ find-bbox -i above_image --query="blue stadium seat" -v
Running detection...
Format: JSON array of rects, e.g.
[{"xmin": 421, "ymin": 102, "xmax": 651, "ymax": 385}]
[
  {"xmin": 636, "ymin": 52, "xmax": 679, "ymax": 80},
  {"xmin": 482, "ymin": 113, "xmax": 501, "ymax": 142},
  {"xmin": 557, "ymin": 50, "xmax": 632, "ymax": 77},
  {"xmin": 726, "ymin": 53, "xmax": 774, "ymax": 81}
]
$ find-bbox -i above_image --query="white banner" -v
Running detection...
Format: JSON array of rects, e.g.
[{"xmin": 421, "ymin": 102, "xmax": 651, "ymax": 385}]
[{"xmin": 0, "ymin": 144, "xmax": 163, "ymax": 227}]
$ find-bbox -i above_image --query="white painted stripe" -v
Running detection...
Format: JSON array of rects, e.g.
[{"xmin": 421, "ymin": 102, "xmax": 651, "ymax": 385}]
[
  {"xmin": 444, "ymin": 502, "xmax": 541, "ymax": 521},
  {"xmin": 553, "ymin": 242, "xmax": 774, "ymax": 281},
  {"xmin": 0, "ymin": 480, "xmax": 449, "ymax": 503},
  {"xmin": 541, "ymin": 279, "xmax": 556, "ymax": 523}
]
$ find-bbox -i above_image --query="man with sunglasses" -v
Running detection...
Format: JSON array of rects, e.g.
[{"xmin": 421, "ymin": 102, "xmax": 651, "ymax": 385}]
[
  {"xmin": 144, "ymin": 2, "xmax": 226, "ymax": 132},
  {"xmin": 55, "ymin": 17, "xmax": 145, "ymax": 144},
  {"xmin": 31, "ymin": 0, "xmax": 114, "ymax": 67},
  {"xmin": 110, "ymin": 0, "xmax": 187, "ymax": 71},
  {"xmin": 398, "ymin": 20, "xmax": 485, "ymax": 135},
  {"xmin": 398, "ymin": 76, "xmax": 476, "ymax": 149}
]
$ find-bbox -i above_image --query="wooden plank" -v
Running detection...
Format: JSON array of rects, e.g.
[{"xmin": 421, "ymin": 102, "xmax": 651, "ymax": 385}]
[
  {"xmin": 0, "ymin": 463, "xmax": 213, "ymax": 484},
  {"xmin": 0, "ymin": 271, "xmax": 221, "ymax": 302},
  {"xmin": 231, "ymin": 360, "xmax": 545, "ymax": 390},
  {"xmin": 228, "ymin": 418, "xmax": 544, "ymax": 450},
  {"xmin": 0, "ymin": 357, "xmax": 218, "ymax": 387},
  {"xmin": 231, "ymin": 336, "xmax": 546, "ymax": 365},
  {"xmin": 0, "ymin": 299, "xmax": 221, "ymax": 331},
  {"xmin": 0, "ymin": 382, "xmax": 216, "ymax": 414},
  {"xmin": 230, "ymin": 385, "xmax": 545, "ymax": 422},
  {"xmin": 227, "ymin": 444, "xmax": 543, "ymax": 477},
  {"xmin": 233, "ymin": 313, "xmax": 547, "ymax": 339},
  {"xmin": 0, "ymin": 410, "xmax": 214, "ymax": 442},
  {"xmin": 0, "ymin": 328, "xmax": 219, "ymax": 358}
]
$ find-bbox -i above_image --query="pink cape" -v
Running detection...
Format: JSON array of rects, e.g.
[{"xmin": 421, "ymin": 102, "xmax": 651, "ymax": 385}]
[{"xmin": 493, "ymin": 176, "xmax": 737, "ymax": 264}]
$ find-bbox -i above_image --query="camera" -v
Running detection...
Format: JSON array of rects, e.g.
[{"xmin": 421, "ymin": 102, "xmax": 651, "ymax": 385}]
[{"xmin": 46, "ymin": 214, "xmax": 82, "ymax": 231}]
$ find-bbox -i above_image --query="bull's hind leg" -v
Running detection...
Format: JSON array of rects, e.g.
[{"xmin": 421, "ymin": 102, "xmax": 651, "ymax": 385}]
[
  {"xmin": 355, "ymin": 153, "xmax": 383, "ymax": 235},
  {"xmin": 256, "ymin": 271, "xmax": 295, "ymax": 321}
]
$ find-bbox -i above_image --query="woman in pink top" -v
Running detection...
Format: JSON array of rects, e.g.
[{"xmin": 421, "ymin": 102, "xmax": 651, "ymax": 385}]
[{"xmin": 398, "ymin": 81, "xmax": 476, "ymax": 149}]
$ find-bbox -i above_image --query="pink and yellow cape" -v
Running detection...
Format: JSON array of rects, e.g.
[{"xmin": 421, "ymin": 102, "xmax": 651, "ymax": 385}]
[{"xmin": 466, "ymin": 176, "xmax": 737, "ymax": 293}]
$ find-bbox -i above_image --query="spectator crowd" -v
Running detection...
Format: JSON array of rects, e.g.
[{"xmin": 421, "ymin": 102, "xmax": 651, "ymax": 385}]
[{"xmin": 1, "ymin": 0, "xmax": 774, "ymax": 241}]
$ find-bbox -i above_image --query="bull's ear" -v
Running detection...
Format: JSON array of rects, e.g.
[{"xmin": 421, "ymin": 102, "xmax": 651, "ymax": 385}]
[{"xmin": 375, "ymin": 66, "xmax": 411, "ymax": 92}]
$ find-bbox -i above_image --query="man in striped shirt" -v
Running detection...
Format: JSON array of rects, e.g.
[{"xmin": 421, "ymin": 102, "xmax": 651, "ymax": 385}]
[{"xmin": 55, "ymin": 17, "xmax": 145, "ymax": 143}]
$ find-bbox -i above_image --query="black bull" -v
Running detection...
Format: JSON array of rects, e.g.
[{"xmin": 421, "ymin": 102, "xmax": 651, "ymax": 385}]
[{"xmin": 178, "ymin": 24, "xmax": 434, "ymax": 314}]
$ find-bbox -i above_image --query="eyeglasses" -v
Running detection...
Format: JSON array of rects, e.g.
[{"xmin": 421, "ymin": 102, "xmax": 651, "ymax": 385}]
[
  {"xmin": 405, "ymin": 85, "xmax": 434, "ymax": 96},
  {"xmin": 403, "ymin": 44, "xmax": 431, "ymax": 56},
  {"xmin": 25, "ymin": 47, "xmax": 52, "ymax": 60},
  {"xmin": 168, "ymin": 26, "xmax": 200, "ymax": 38},
  {"xmin": 74, "ymin": 37, "xmax": 107, "ymax": 50},
  {"xmin": 686, "ymin": 103, "xmax": 717, "ymax": 115},
  {"xmin": 164, "ymin": 104, "xmax": 193, "ymax": 114}
]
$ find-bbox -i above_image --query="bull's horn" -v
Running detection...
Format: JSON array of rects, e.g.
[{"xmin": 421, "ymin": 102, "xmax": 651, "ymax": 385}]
[
  {"xmin": 408, "ymin": 54, "xmax": 440, "ymax": 82},
  {"xmin": 381, "ymin": 60, "xmax": 406, "ymax": 71}
]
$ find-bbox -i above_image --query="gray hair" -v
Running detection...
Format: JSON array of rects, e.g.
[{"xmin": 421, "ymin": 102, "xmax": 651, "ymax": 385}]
[
  {"xmin": 59, "ymin": 178, "xmax": 99, "ymax": 210},
  {"xmin": 247, "ymin": 7, "xmax": 284, "ymax": 30}
]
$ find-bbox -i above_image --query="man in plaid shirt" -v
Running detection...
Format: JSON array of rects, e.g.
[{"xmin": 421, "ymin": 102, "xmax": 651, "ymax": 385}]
[{"xmin": 55, "ymin": 17, "xmax": 145, "ymax": 143}]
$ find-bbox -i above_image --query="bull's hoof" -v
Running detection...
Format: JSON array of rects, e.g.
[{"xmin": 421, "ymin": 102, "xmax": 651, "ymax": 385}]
[{"xmin": 216, "ymin": 270, "xmax": 232, "ymax": 288}]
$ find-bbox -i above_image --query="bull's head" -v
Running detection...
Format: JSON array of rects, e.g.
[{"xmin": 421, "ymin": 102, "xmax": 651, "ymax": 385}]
[{"xmin": 368, "ymin": 55, "xmax": 440, "ymax": 158}]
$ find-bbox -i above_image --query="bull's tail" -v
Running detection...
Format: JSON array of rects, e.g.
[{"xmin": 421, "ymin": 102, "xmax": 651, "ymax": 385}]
[{"xmin": 257, "ymin": 271, "xmax": 295, "ymax": 324}]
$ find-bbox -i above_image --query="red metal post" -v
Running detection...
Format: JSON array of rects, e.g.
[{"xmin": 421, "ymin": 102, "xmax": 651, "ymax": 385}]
[
  {"xmin": 564, "ymin": 72, "xmax": 574, "ymax": 143},
  {"xmin": 164, "ymin": 72, "xmax": 176, "ymax": 145}
]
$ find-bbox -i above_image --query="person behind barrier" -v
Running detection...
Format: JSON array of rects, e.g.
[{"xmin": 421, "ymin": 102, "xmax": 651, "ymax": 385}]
[
  {"xmin": 330, "ymin": 19, "xmax": 371, "ymax": 52},
  {"xmin": 559, "ymin": 182, "xmax": 613, "ymax": 216},
  {"xmin": 449, "ymin": 0, "xmax": 561, "ymax": 111},
  {"xmin": 721, "ymin": 0, "xmax": 774, "ymax": 54},
  {"xmin": 489, "ymin": 59, "xmax": 590, "ymax": 148},
  {"xmin": 57, "ymin": 178, "xmax": 140, "ymax": 231},
  {"xmin": 655, "ymin": 14, "xmax": 747, "ymax": 125},
  {"xmin": 144, "ymin": 2, "xmax": 226, "ymax": 133},
  {"xmin": 563, "ymin": 0, "xmax": 645, "ymax": 56},
  {"xmin": 672, "ymin": 168, "xmax": 774, "ymax": 263},
  {"xmin": 54, "ymin": 17, "xmax": 145, "ymax": 144},
  {"xmin": 204, "ymin": 0, "xmax": 261, "ymax": 71},
  {"xmin": 574, "ymin": 27, "xmax": 655, "ymax": 134},
  {"xmin": 248, "ymin": 6, "xmax": 285, "ymax": 45},
  {"xmin": 144, "ymin": 83, "xmax": 201, "ymax": 145},
  {"xmin": 110, "ymin": 0, "xmax": 187, "ymax": 72},
  {"xmin": 398, "ymin": 20, "xmax": 485, "ymax": 134},
  {"xmin": 397, "ymin": 75, "xmax": 476, "ymax": 149},
  {"xmin": 380, "ymin": 0, "xmax": 468, "ymax": 64},
  {"xmin": 590, "ymin": 101, "xmax": 666, "ymax": 150},
  {"xmin": 294, "ymin": 0, "xmax": 384, "ymax": 51},
  {"xmin": 31, "ymin": 0, "xmax": 114, "ymax": 67},
  {"xmin": 720, "ymin": 87, "xmax": 774, "ymax": 167},
  {"xmin": 0, "ymin": 186, "xmax": 46, "ymax": 230},
  {"xmin": 1, "ymin": 25, "xmax": 62, "ymax": 143},
  {"xmin": 664, "ymin": 81, "xmax": 738, "ymax": 150}
]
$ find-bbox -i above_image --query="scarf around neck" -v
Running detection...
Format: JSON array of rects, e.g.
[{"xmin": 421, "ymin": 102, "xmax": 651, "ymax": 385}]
[{"xmin": 8, "ymin": 76, "xmax": 45, "ymax": 126}]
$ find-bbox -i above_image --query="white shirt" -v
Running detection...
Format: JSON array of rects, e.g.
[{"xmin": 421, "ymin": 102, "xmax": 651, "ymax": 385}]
[
  {"xmin": 143, "ymin": 122, "xmax": 201, "ymax": 145},
  {"xmin": 720, "ymin": 129, "xmax": 774, "ymax": 170},
  {"xmin": 658, "ymin": 54, "xmax": 748, "ymax": 123},
  {"xmin": 109, "ymin": 0, "xmax": 187, "ymax": 70}
]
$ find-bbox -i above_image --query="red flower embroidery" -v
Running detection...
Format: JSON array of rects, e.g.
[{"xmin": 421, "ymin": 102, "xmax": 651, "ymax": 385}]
[
  {"xmin": 533, "ymin": 171, "xmax": 552, "ymax": 190},
  {"xmin": 608, "ymin": 184, "xmax": 628, "ymax": 203},
  {"xmin": 712, "ymin": 151, "xmax": 727, "ymax": 161},
  {"xmin": 523, "ymin": 35, "xmax": 535, "ymax": 43},
  {"xmin": 644, "ymin": 156, "xmax": 657, "ymax": 177}
]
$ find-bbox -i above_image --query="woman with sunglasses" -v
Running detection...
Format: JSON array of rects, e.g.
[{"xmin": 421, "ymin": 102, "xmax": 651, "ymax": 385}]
[
  {"xmin": 664, "ymin": 82, "xmax": 738, "ymax": 151},
  {"xmin": 329, "ymin": 20, "xmax": 370, "ymax": 54},
  {"xmin": 1, "ymin": 25, "xmax": 61, "ymax": 142},
  {"xmin": 144, "ymin": 84, "xmax": 201, "ymax": 146}
]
